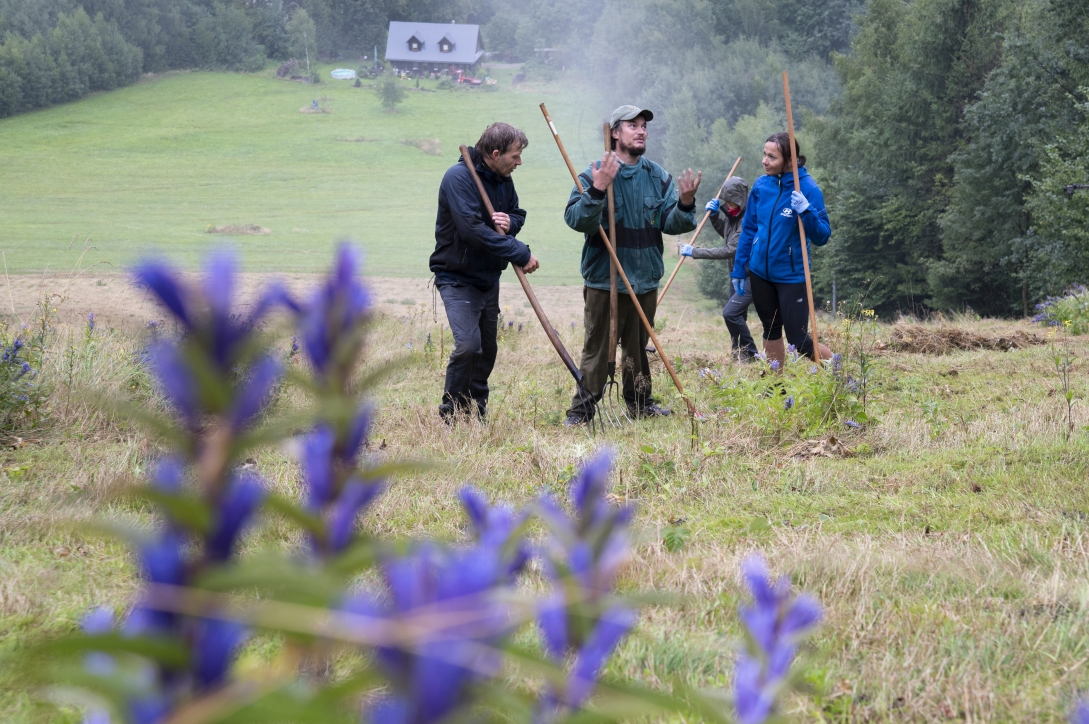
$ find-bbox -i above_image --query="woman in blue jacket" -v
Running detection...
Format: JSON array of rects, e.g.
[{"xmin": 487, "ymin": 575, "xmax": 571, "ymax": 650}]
[{"xmin": 731, "ymin": 132, "xmax": 832, "ymax": 366}]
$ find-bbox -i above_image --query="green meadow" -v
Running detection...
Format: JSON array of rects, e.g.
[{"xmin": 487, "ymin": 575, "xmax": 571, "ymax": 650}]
[
  {"xmin": 0, "ymin": 64, "xmax": 609, "ymax": 282},
  {"xmin": 2, "ymin": 65, "xmax": 1089, "ymax": 724}
]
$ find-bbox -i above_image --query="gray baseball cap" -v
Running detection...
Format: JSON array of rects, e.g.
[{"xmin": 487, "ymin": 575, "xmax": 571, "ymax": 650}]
[{"xmin": 609, "ymin": 105, "xmax": 654, "ymax": 125}]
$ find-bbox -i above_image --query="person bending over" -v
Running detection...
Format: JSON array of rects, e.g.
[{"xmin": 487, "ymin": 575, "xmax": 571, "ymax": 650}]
[
  {"xmin": 731, "ymin": 133, "xmax": 832, "ymax": 367},
  {"xmin": 429, "ymin": 122, "xmax": 540, "ymax": 422},
  {"xmin": 679, "ymin": 175, "xmax": 759, "ymax": 362},
  {"xmin": 563, "ymin": 105, "xmax": 700, "ymax": 426}
]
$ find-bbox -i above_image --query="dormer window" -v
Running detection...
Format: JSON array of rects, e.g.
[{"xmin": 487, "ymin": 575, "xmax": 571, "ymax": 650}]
[
  {"xmin": 408, "ymin": 35, "xmax": 423, "ymax": 51},
  {"xmin": 439, "ymin": 36, "xmax": 454, "ymax": 53}
]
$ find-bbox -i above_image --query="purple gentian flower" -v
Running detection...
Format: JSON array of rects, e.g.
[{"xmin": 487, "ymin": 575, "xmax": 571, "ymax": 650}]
[
  {"xmin": 146, "ymin": 341, "xmax": 199, "ymax": 428},
  {"xmin": 770, "ymin": 360, "xmax": 780, "ymax": 371},
  {"xmin": 228, "ymin": 355, "xmax": 283, "ymax": 432},
  {"xmin": 845, "ymin": 420, "xmax": 861, "ymax": 429},
  {"xmin": 300, "ymin": 425, "xmax": 336, "ymax": 510},
  {"xmin": 138, "ymin": 532, "xmax": 186, "ymax": 587},
  {"xmin": 298, "ymin": 244, "xmax": 371, "ymax": 378},
  {"xmin": 1072, "ymin": 697, "xmax": 1089, "ymax": 724},
  {"xmin": 349, "ymin": 541, "xmax": 513, "ymax": 724},
  {"xmin": 87, "ymin": 313, "xmax": 96, "ymax": 332},
  {"xmin": 133, "ymin": 260, "xmax": 192, "ymax": 327},
  {"xmin": 193, "ymin": 617, "xmax": 247, "ymax": 689},
  {"xmin": 733, "ymin": 556, "xmax": 822, "ymax": 724},
  {"xmin": 328, "ymin": 480, "xmax": 384, "ymax": 552},
  {"xmin": 784, "ymin": 396, "xmax": 794, "ymax": 411},
  {"xmin": 207, "ymin": 471, "xmax": 265, "ymax": 561}
]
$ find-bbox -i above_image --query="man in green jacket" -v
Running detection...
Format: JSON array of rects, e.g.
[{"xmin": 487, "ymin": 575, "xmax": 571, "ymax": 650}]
[{"xmin": 563, "ymin": 105, "xmax": 701, "ymax": 425}]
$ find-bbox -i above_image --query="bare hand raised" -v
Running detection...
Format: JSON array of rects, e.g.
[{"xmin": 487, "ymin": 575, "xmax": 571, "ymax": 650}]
[
  {"xmin": 492, "ymin": 212, "xmax": 511, "ymax": 234},
  {"xmin": 677, "ymin": 168, "xmax": 702, "ymax": 206},
  {"xmin": 522, "ymin": 254, "xmax": 540, "ymax": 274},
  {"xmin": 591, "ymin": 151, "xmax": 620, "ymax": 193}
]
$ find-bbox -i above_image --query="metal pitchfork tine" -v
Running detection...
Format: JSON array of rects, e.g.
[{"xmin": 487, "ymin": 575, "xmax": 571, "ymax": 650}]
[
  {"xmin": 457, "ymin": 145, "xmax": 600, "ymax": 433},
  {"xmin": 599, "ymin": 122, "xmax": 631, "ymax": 428}
]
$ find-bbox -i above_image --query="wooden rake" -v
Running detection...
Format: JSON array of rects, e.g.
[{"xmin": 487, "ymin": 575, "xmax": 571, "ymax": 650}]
[{"xmin": 657, "ymin": 155, "xmax": 743, "ymax": 305}]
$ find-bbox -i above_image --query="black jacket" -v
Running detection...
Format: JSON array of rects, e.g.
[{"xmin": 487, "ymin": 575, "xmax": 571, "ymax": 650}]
[{"xmin": 429, "ymin": 146, "xmax": 531, "ymax": 290}]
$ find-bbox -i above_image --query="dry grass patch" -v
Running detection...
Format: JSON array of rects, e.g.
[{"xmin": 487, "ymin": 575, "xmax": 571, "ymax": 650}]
[{"xmin": 885, "ymin": 323, "xmax": 1045, "ymax": 354}]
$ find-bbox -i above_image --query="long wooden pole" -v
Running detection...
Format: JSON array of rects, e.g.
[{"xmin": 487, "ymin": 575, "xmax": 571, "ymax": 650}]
[
  {"xmin": 457, "ymin": 145, "xmax": 584, "ymax": 386},
  {"xmin": 782, "ymin": 71, "xmax": 820, "ymax": 362},
  {"xmin": 604, "ymin": 124, "xmax": 619, "ymax": 384},
  {"xmin": 657, "ymin": 156, "xmax": 743, "ymax": 305},
  {"xmin": 540, "ymin": 104, "xmax": 696, "ymax": 417}
]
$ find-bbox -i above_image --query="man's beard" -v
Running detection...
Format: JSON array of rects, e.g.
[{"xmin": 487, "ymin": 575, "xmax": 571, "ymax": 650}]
[{"xmin": 618, "ymin": 140, "xmax": 646, "ymax": 157}]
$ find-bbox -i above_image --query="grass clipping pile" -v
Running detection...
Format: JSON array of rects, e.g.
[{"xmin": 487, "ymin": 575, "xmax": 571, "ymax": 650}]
[{"xmin": 883, "ymin": 323, "xmax": 1044, "ymax": 354}]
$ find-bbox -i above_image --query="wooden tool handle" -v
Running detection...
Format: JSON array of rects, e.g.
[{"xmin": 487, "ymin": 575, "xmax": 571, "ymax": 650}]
[
  {"xmin": 540, "ymin": 105, "xmax": 696, "ymax": 416},
  {"xmin": 604, "ymin": 123, "xmax": 619, "ymax": 370},
  {"xmin": 782, "ymin": 72, "xmax": 820, "ymax": 362},
  {"xmin": 657, "ymin": 156, "xmax": 743, "ymax": 305},
  {"xmin": 457, "ymin": 145, "xmax": 583, "ymax": 383}
]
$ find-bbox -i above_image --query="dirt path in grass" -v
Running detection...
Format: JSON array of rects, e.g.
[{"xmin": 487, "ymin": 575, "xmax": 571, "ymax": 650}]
[{"xmin": 0, "ymin": 271, "xmax": 596, "ymax": 332}]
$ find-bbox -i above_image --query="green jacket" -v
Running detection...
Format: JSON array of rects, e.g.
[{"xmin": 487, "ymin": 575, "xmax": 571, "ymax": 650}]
[{"xmin": 564, "ymin": 157, "xmax": 697, "ymax": 295}]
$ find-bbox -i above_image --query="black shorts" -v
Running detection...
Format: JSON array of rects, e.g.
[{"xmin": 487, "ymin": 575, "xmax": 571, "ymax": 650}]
[{"xmin": 749, "ymin": 274, "xmax": 813, "ymax": 358}]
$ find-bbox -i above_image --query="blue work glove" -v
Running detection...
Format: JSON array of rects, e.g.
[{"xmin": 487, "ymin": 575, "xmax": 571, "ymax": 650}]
[
  {"xmin": 790, "ymin": 190, "xmax": 810, "ymax": 214},
  {"xmin": 732, "ymin": 277, "xmax": 745, "ymax": 296},
  {"xmin": 680, "ymin": 244, "xmax": 694, "ymax": 257},
  {"xmin": 704, "ymin": 198, "xmax": 721, "ymax": 214}
]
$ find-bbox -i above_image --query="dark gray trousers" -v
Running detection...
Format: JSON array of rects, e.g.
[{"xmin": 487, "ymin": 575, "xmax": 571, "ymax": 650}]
[
  {"xmin": 438, "ymin": 282, "xmax": 499, "ymax": 418},
  {"xmin": 723, "ymin": 276, "xmax": 758, "ymax": 359},
  {"xmin": 567, "ymin": 286, "xmax": 656, "ymax": 419}
]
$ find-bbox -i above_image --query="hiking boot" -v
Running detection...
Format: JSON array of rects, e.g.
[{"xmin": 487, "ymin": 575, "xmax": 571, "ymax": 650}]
[
  {"xmin": 563, "ymin": 412, "xmax": 589, "ymax": 427},
  {"xmin": 439, "ymin": 402, "xmax": 456, "ymax": 424},
  {"xmin": 629, "ymin": 401, "xmax": 672, "ymax": 418}
]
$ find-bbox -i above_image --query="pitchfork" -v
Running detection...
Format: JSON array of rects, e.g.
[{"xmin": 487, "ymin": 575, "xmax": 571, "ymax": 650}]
[{"xmin": 598, "ymin": 122, "xmax": 632, "ymax": 427}]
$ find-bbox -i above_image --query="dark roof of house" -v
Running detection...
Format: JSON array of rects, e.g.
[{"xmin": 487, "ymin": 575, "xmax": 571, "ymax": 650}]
[{"xmin": 384, "ymin": 21, "xmax": 483, "ymax": 64}]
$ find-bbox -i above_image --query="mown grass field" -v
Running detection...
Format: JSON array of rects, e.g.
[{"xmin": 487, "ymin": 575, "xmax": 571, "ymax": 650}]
[
  {"xmin": 0, "ymin": 63, "xmax": 613, "ymax": 283},
  {"xmin": 2, "ymin": 66, "xmax": 1089, "ymax": 724}
]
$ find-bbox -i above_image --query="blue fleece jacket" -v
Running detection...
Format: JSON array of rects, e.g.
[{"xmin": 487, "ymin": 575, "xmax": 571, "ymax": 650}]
[{"xmin": 731, "ymin": 166, "xmax": 831, "ymax": 284}]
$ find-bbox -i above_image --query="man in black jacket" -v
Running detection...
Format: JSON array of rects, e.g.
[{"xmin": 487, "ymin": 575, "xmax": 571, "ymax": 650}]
[{"xmin": 429, "ymin": 122, "xmax": 540, "ymax": 422}]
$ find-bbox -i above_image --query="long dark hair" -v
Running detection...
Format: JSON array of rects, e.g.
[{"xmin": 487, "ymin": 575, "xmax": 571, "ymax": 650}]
[{"xmin": 766, "ymin": 132, "xmax": 806, "ymax": 169}]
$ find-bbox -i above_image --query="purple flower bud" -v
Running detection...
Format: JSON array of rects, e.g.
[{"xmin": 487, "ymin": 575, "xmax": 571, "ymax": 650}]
[
  {"xmin": 298, "ymin": 245, "xmax": 371, "ymax": 377},
  {"xmin": 343, "ymin": 404, "xmax": 374, "ymax": 463},
  {"xmin": 139, "ymin": 532, "xmax": 186, "ymax": 587},
  {"xmin": 301, "ymin": 425, "xmax": 336, "ymax": 510},
  {"xmin": 770, "ymin": 360, "xmax": 780, "ymax": 371},
  {"xmin": 570, "ymin": 449, "xmax": 615, "ymax": 524},
  {"xmin": 207, "ymin": 471, "xmax": 265, "ymax": 561},
  {"xmin": 87, "ymin": 313, "xmax": 96, "ymax": 331},
  {"xmin": 537, "ymin": 593, "xmax": 568, "ymax": 658},
  {"xmin": 734, "ymin": 556, "xmax": 822, "ymax": 724},
  {"xmin": 328, "ymin": 479, "xmax": 384, "ymax": 552},
  {"xmin": 845, "ymin": 419, "xmax": 861, "ymax": 429},
  {"xmin": 150, "ymin": 457, "xmax": 185, "ymax": 494},
  {"xmin": 784, "ymin": 396, "xmax": 794, "ymax": 410},
  {"xmin": 147, "ymin": 341, "xmax": 198, "ymax": 428},
  {"xmin": 228, "ymin": 355, "xmax": 282, "ymax": 432},
  {"xmin": 563, "ymin": 607, "xmax": 636, "ymax": 708},
  {"xmin": 1072, "ymin": 698, "xmax": 1089, "ymax": 724},
  {"xmin": 193, "ymin": 617, "xmax": 247, "ymax": 689},
  {"xmin": 133, "ymin": 260, "xmax": 191, "ymax": 327}
]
